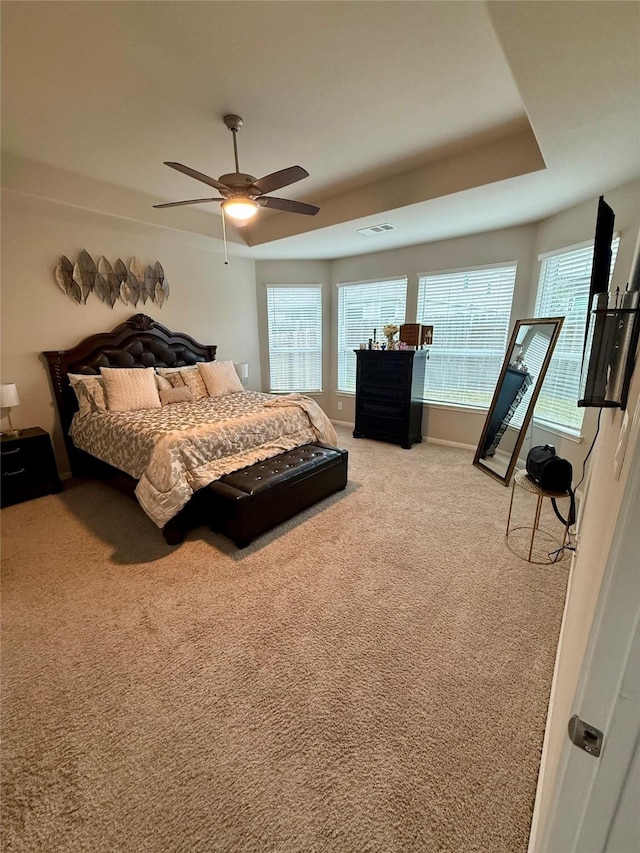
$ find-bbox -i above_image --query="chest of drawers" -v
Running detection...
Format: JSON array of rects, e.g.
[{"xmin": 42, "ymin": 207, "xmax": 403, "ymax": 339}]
[
  {"xmin": 353, "ymin": 350, "xmax": 427, "ymax": 448},
  {"xmin": 1, "ymin": 427, "xmax": 62, "ymax": 508}
]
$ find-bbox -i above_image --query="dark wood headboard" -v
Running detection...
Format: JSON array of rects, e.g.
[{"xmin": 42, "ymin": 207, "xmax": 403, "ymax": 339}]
[{"xmin": 43, "ymin": 313, "xmax": 217, "ymax": 470}]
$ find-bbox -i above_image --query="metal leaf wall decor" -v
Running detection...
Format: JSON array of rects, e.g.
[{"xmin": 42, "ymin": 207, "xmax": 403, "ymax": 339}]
[{"xmin": 53, "ymin": 252, "xmax": 171, "ymax": 307}]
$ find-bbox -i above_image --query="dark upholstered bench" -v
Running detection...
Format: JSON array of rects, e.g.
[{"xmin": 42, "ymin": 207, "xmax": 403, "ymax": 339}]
[{"xmin": 206, "ymin": 442, "xmax": 348, "ymax": 548}]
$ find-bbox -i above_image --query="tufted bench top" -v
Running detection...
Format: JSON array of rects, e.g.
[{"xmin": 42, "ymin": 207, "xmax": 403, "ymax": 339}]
[
  {"xmin": 218, "ymin": 444, "xmax": 343, "ymax": 497},
  {"xmin": 205, "ymin": 442, "xmax": 348, "ymax": 547}
]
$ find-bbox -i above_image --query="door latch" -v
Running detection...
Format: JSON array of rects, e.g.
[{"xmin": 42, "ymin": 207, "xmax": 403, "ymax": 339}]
[{"xmin": 568, "ymin": 715, "xmax": 603, "ymax": 757}]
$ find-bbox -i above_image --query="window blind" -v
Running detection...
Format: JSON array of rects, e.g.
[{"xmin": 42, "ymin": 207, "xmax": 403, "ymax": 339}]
[
  {"xmin": 417, "ymin": 264, "xmax": 517, "ymax": 407},
  {"xmin": 529, "ymin": 237, "xmax": 620, "ymax": 432},
  {"xmin": 337, "ymin": 278, "xmax": 407, "ymax": 392},
  {"xmin": 266, "ymin": 286, "xmax": 322, "ymax": 393},
  {"xmin": 509, "ymin": 330, "xmax": 555, "ymax": 430}
]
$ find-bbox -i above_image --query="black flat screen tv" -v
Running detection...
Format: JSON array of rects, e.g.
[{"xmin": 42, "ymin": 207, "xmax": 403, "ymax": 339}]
[
  {"xmin": 579, "ymin": 197, "xmax": 616, "ymax": 408},
  {"xmin": 589, "ymin": 196, "xmax": 615, "ymax": 299},
  {"xmin": 579, "ymin": 196, "xmax": 640, "ymax": 410}
]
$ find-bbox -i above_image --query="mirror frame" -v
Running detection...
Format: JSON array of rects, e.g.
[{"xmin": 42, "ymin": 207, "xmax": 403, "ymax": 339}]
[{"xmin": 473, "ymin": 316, "xmax": 565, "ymax": 486}]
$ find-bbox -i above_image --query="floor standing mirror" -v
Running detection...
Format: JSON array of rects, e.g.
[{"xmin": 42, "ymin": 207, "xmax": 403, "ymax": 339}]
[{"xmin": 473, "ymin": 317, "xmax": 564, "ymax": 485}]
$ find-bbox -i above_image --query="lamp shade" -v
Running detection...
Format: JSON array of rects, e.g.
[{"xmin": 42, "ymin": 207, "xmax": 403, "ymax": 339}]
[
  {"xmin": 234, "ymin": 363, "xmax": 249, "ymax": 381},
  {"xmin": 0, "ymin": 383, "xmax": 20, "ymax": 408}
]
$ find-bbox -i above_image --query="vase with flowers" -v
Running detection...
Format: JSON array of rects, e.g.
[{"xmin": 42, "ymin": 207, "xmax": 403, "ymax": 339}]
[{"xmin": 383, "ymin": 323, "xmax": 399, "ymax": 351}]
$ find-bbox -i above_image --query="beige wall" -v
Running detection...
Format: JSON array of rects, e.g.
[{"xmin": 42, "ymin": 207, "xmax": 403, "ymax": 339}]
[
  {"xmin": 329, "ymin": 223, "xmax": 536, "ymax": 445},
  {"xmin": 255, "ymin": 224, "xmax": 538, "ymax": 446},
  {"xmin": 255, "ymin": 179, "xmax": 639, "ymax": 469},
  {"xmin": 1, "ymin": 191, "xmax": 258, "ymax": 476},
  {"xmin": 4, "ymin": 179, "xmax": 638, "ymax": 481}
]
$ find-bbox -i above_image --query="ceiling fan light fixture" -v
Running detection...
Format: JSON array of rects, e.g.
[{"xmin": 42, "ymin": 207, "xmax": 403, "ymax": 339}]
[
  {"xmin": 156, "ymin": 115, "xmax": 318, "ymax": 225},
  {"xmin": 221, "ymin": 197, "xmax": 260, "ymax": 221}
]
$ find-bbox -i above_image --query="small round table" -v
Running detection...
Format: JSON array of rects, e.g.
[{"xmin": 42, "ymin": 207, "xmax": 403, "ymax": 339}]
[{"xmin": 506, "ymin": 470, "xmax": 572, "ymax": 564}]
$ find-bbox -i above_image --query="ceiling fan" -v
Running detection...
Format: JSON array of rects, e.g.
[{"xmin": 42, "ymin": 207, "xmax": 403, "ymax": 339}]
[{"xmin": 154, "ymin": 114, "xmax": 320, "ymax": 223}]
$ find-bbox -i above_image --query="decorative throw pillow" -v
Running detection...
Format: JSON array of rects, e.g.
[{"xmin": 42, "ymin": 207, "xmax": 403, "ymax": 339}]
[
  {"xmin": 100, "ymin": 367, "xmax": 162, "ymax": 412},
  {"xmin": 198, "ymin": 361, "xmax": 244, "ymax": 398},
  {"xmin": 156, "ymin": 365, "xmax": 207, "ymax": 399},
  {"xmin": 159, "ymin": 386, "xmax": 194, "ymax": 406},
  {"xmin": 156, "ymin": 366, "xmax": 186, "ymax": 387},
  {"xmin": 155, "ymin": 373, "xmax": 173, "ymax": 392},
  {"xmin": 178, "ymin": 367, "xmax": 208, "ymax": 400},
  {"xmin": 68, "ymin": 373, "xmax": 108, "ymax": 416}
]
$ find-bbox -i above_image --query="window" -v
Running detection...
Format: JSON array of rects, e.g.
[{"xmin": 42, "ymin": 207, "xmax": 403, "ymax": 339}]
[
  {"xmin": 266, "ymin": 286, "xmax": 322, "ymax": 393},
  {"xmin": 337, "ymin": 278, "xmax": 407, "ymax": 392},
  {"xmin": 417, "ymin": 263, "xmax": 517, "ymax": 407},
  {"xmin": 532, "ymin": 237, "xmax": 620, "ymax": 432}
]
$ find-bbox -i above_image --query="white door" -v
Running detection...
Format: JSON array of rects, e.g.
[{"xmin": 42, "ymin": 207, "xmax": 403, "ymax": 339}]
[{"xmin": 540, "ymin": 432, "xmax": 640, "ymax": 852}]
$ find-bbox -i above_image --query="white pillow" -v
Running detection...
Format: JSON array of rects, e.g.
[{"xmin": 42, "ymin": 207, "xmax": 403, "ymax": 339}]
[
  {"xmin": 160, "ymin": 386, "xmax": 194, "ymax": 406},
  {"xmin": 198, "ymin": 360, "xmax": 244, "ymax": 397},
  {"xmin": 68, "ymin": 373, "xmax": 108, "ymax": 416},
  {"xmin": 156, "ymin": 365, "xmax": 208, "ymax": 400},
  {"xmin": 100, "ymin": 367, "xmax": 161, "ymax": 412}
]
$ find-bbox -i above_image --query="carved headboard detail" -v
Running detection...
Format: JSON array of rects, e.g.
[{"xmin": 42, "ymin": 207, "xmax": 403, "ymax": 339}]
[{"xmin": 43, "ymin": 314, "xmax": 217, "ymax": 469}]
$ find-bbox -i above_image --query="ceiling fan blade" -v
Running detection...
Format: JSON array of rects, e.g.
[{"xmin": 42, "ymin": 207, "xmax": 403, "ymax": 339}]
[
  {"xmin": 249, "ymin": 166, "xmax": 309, "ymax": 196},
  {"xmin": 153, "ymin": 198, "xmax": 224, "ymax": 209},
  {"xmin": 258, "ymin": 196, "xmax": 320, "ymax": 216},
  {"xmin": 164, "ymin": 162, "xmax": 229, "ymax": 192}
]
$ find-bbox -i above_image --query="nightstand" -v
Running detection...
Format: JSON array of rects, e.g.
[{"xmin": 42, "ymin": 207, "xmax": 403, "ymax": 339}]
[{"xmin": 1, "ymin": 427, "xmax": 62, "ymax": 508}]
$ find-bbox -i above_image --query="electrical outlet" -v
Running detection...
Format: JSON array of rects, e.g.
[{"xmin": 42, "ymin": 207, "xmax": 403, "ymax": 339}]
[{"xmin": 337, "ymin": 401, "xmax": 343, "ymax": 411}]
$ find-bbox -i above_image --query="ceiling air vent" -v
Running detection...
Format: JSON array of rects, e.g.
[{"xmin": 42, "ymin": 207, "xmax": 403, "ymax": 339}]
[{"xmin": 357, "ymin": 223, "xmax": 396, "ymax": 236}]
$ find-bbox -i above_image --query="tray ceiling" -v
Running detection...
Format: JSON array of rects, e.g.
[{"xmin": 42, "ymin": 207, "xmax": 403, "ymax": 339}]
[{"xmin": 2, "ymin": 1, "xmax": 638, "ymax": 259}]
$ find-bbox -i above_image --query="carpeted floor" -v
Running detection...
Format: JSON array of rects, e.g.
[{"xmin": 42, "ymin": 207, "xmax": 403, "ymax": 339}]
[{"xmin": 1, "ymin": 426, "xmax": 569, "ymax": 853}]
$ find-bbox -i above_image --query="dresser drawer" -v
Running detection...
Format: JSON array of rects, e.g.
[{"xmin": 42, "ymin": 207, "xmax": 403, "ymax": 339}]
[
  {"xmin": 356, "ymin": 414, "xmax": 405, "ymax": 437},
  {"xmin": 1, "ymin": 428, "xmax": 62, "ymax": 507},
  {"xmin": 357, "ymin": 382, "xmax": 408, "ymax": 405},
  {"xmin": 359, "ymin": 359, "xmax": 412, "ymax": 386},
  {"xmin": 357, "ymin": 398, "xmax": 406, "ymax": 422}
]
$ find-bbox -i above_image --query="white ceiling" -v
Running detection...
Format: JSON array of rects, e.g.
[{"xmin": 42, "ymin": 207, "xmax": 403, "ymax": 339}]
[{"xmin": 2, "ymin": 1, "xmax": 639, "ymax": 260}]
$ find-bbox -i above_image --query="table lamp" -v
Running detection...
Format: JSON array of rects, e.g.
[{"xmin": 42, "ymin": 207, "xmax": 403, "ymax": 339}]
[
  {"xmin": 234, "ymin": 363, "xmax": 249, "ymax": 386},
  {"xmin": 0, "ymin": 383, "xmax": 21, "ymax": 435}
]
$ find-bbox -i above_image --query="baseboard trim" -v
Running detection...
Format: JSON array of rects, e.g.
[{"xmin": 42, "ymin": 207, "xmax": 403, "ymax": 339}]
[
  {"xmin": 331, "ymin": 423, "xmax": 476, "ymax": 451},
  {"xmin": 424, "ymin": 436, "xmax": 476, "ymax": 451}
]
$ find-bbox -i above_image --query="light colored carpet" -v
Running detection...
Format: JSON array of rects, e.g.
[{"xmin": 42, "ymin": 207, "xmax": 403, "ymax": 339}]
[{"xmin": 1, "ymin": 426, "xmax": 569, "ymax": 853}]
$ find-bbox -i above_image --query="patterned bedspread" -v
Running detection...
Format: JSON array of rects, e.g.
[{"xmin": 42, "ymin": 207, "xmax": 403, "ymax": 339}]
[{"xmin": 70, "ymin": 391, "xmax": 334, "ymax": 528}]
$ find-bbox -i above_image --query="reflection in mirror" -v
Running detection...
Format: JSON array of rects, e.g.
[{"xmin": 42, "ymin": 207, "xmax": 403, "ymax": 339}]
[{"xmin": 473, "ymin": 317, "xmax": 564, "ymax": 485}]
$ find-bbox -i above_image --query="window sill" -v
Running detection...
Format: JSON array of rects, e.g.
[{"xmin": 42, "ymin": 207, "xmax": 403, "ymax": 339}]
[
  {"xmin": 421, "ymin": 400, "xmax": 489, "ymax": 415},
  {"xmin": 268, "ymin": 390, "xmax": 324, "ymax": 396},
  {"xmin": 530, "ymin": 419, "xmax": 583, "ymax": 443}
]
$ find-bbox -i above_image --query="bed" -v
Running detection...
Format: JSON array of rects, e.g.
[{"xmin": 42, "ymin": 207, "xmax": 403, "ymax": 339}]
[{"xmin": 43, "ymin": 313, "xmax": 347, "ymax": 545}]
